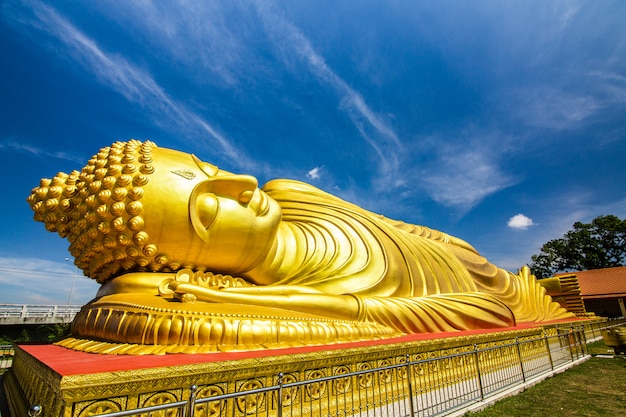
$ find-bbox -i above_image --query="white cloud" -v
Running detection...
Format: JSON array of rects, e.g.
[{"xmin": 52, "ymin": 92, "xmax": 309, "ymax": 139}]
[
  {"xmin": 507, "ymin": 214, "xmax": 535, "ymax": 230},
  {"xmin": 306, "ymin": 166, "xmax": 321, "ymax": 179}
]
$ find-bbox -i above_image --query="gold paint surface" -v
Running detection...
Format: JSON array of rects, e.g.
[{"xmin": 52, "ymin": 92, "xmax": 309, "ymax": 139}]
[{"xmin": 27, "ymin": 140, "xmax": 574, "ymax": 353}]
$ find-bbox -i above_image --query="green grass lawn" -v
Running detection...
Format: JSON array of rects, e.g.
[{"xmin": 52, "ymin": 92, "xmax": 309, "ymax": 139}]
[{"xmin": 469, "ymin": 340, "xmax": 626, "ymax": 417}]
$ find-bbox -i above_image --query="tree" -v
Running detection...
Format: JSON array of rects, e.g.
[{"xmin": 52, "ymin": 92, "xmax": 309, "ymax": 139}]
[{"xmin": 529, "ymin": 215, "xmax": 626, "ymax": 278}]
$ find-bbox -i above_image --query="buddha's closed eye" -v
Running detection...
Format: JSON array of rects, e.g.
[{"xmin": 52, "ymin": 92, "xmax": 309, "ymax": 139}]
[{"xmin": 192, "ymin": 154, "xmax": 219, "ymax": 177}]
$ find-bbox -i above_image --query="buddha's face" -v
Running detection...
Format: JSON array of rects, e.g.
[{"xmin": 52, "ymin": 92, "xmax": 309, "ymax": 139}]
[{"xmin": 142, "ymin": 147, "xmax": 282, "ymax": 276}]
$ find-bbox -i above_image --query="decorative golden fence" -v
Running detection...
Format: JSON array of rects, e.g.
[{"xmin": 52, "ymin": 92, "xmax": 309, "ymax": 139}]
[{"xmin": 21, "ymin": 325, "xmax": 596, "ymax": 417}]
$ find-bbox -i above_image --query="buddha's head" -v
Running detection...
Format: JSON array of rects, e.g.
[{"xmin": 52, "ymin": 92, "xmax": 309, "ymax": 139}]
[{"xmin": 27, "ymin": 140, "xmax": 282, "ymax": 283}]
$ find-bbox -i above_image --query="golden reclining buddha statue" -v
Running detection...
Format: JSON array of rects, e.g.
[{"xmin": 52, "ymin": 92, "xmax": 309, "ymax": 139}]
[{"xmin": 27, "ymin": 140, "xmax": 573, "ymax": 354}]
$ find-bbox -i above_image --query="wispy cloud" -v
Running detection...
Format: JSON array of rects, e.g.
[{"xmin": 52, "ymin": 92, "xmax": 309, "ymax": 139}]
[
  {"xmin": 588, "ymin": 71, "xmax": 626, "ymax": 108},
  {"xmin": 0, "ymin": 256, "xmax": 99, "ymax": 304},
  {"xmin": 13, "ymin": 0, "xmax": 250, "ymax": 167},
  {"xmin": 252, "ymin": 1, "xmax": 403, "ymax": 189},
  {"xmin": 0, "ymin": 139, "xmax": 84, "ymax": 164},
  {"xmin": 92, "ymin": 1, "xmax": 251, "ymax": 88},
  {"xmin": 422, "ymin": 151, "xmax": 515, "ymax": 210},
  {"xmin": 415, "ymin": 129, "xmax": 518, "ymax": 211},
  {"xmin": 513, "ymin": 87, "xmax": 600, "ymax": 130}
]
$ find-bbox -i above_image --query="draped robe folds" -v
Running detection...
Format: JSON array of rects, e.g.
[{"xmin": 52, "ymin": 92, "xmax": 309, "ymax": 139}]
[{"xmin": 248, "ymin": 179, "xmax": 572, "ymax": 332}]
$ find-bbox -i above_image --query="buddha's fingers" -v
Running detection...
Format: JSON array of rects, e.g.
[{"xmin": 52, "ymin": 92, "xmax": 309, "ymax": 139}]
[{"xmin": 170, "ymin": 282, "xmax": 226, "ymax": 303}]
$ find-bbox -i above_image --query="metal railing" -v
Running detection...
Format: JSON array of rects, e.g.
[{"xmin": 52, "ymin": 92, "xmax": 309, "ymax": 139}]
[
  {"xmin": 0, "ymin": 344, "xmax": 13, "ymax": 369},
  {"xmin": 34, "ymin": 326, "xmax": 596, "ymax": 417},
  {"xmin": 582, "ymin": 316, "xmax": 625, "ymax": 341},
  {"xmin": 0, "ymin": 304, "xmax": 81, "ymax": 325}
]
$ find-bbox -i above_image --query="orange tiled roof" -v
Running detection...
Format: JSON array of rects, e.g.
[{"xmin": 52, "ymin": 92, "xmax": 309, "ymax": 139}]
[{"xmin": 556, "ymin": 266, "xmax": 626, "ymax": 299}]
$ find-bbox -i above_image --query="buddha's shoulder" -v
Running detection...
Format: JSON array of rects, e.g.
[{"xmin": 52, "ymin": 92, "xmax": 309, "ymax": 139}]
[
  {"xmin": 263, "ymin": 179, "xmax": 322, "ymax": 194},
  {"xmin": 262, "ymin": 179, "xmax": 479, "ymax": 255},
  {"xmin": 262, "ymin": 179, "xmax": 348, "ymax": 205}
]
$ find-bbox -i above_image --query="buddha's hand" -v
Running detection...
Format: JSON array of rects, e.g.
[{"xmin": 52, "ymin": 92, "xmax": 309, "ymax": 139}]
[
  {"xmin": 158, "ymin": 268, "xmax": 256, "ymax": 303},
  {"xmin": 160, "ymin": 272, "xmax": 264, "ymax": 305},
  {"xmin": 159, "ymin": 277, "xmax": 223, "ymax": 304},
  {"xmin": 171, "ymin": 280, "xmax": 214, "ymax": 304}
]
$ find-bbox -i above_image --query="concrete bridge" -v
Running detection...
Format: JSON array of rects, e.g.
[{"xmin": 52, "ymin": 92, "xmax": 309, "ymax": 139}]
[{"xmin": 0, "ymin": 304, "xmax": 81, "ymax": 325}]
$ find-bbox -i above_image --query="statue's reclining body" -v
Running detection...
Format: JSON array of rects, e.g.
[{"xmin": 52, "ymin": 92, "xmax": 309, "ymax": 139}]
[{"xmin": 28, "ymin": 140, "xmax": 572, "ymax": 354}]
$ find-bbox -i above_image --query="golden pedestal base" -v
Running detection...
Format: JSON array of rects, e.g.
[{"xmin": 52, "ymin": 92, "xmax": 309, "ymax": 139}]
[{"xmin": 3, "ymin": 320, "xmax": 596, "ymax": 417}]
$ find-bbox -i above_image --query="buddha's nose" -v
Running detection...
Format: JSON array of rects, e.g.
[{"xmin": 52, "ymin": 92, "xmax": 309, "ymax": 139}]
[{"xmin": 206, "ymin": 174, "xmax": 259, "ymax": 204}]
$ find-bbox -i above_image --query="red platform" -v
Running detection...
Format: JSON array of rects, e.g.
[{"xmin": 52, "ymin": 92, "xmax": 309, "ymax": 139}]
[{"xmin": 15, "ymin": 323, "xmax": 551, "ymax": 376}]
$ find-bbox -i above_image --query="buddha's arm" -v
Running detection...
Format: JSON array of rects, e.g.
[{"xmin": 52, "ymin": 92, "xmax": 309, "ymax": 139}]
[
  {"xmin": 221, "ymin": 285, "xmax": 326, "ymax": 295},
  {"xmin": 168, "ymin": 281, "xmax": 360, "ymax": 321},
  {"xmin": 167, "ymin": 280, "xmax": 519, "ymax": 333}
]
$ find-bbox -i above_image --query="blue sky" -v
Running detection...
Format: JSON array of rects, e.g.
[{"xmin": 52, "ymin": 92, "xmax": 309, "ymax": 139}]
[{"xmin": 1, "ymin": 0, "xmax": 625, "ymax": 305}]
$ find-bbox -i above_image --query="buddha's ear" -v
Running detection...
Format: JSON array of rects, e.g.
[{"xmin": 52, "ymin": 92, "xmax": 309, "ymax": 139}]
[{"xmin": 189, "ymin": 181, "xmax": 219, "ymax": 243}]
